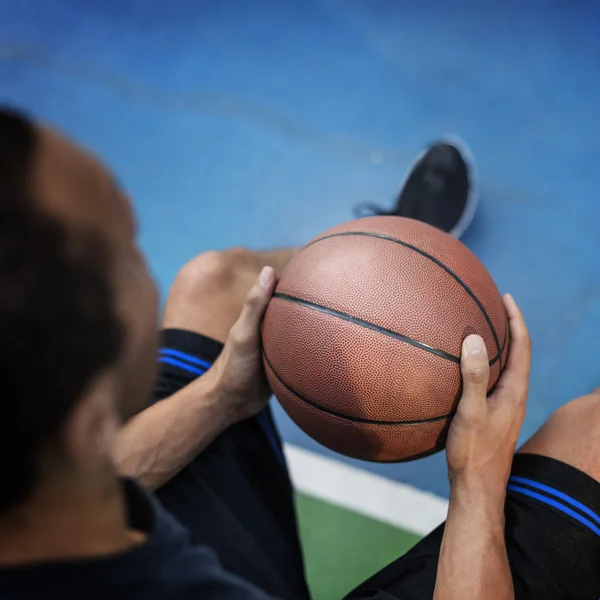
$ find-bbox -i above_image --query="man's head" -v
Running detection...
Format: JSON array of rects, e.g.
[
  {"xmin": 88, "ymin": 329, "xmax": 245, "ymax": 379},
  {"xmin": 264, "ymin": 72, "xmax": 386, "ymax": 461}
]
[{"xmin": 0, "ymin": 107, "xmax": 158, "ymax": 511}]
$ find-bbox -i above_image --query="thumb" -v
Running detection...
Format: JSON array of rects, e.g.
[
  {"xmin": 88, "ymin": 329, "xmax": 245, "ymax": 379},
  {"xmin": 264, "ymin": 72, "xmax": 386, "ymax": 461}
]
[
  {"xmin": 458, "ymin": 334, "xmax": 490, "ymax": 410},
  {"xmin": 229, "ymin": 267, "xmax": 276, "ymax": 345}
]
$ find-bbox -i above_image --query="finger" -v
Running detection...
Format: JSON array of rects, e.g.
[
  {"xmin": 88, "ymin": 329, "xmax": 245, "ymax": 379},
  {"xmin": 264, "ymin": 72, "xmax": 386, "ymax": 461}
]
[
  {"xmin": 229, "ymin": 266, "xmax": 276, "ymax": 345},
  {"xmin": 494, "ymin": 294, "xmax": 531, "ymax": 400},
  {"xmin": 457, "ymin": 334, "xmax": 490, "ymax": 415},
  {"xmin": 502, "ymin": 294, "xmax": 531, "ymax": 376}
]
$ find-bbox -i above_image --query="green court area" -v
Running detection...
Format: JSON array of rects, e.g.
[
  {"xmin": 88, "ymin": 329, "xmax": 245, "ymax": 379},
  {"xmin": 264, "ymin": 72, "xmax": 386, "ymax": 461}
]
[{"xmin": 297, "ymin": 494, "xmax": 421, "ymax": 600}]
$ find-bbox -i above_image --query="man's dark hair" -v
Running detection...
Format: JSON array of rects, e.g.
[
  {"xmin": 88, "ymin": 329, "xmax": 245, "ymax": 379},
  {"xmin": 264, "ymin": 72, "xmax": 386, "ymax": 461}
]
[{"xmin": 0, "ymin": 108, "xmax": 124, "ymax": 510}]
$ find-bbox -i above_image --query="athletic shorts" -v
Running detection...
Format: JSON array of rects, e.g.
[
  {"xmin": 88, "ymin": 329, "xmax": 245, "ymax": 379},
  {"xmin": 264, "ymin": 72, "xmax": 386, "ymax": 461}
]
[{"xmin": 152, "ymin": 328, "xmax": 600, "ymax": 600}]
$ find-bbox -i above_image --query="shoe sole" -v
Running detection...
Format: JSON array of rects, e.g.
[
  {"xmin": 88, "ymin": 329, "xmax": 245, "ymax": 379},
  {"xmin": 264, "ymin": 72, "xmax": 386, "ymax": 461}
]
[{"xmin": 395, "ymin": 134, "xmax": 479, "ymax": 239}]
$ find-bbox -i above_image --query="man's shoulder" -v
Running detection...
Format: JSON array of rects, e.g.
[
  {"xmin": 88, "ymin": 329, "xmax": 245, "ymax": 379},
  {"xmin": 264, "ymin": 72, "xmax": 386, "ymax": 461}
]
[
  {"xmin": 0, "ymin": 530, "xmax": 278, "ymax": 600},
  {"xmin": 0, "ymin": 480, "xmax": 279, "ymax": 600}
]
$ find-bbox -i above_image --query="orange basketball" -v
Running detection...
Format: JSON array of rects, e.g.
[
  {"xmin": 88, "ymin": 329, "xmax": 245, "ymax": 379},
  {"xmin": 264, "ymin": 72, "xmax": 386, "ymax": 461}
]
[{"xmin": 261, "ymin": 216, "xmax": 509, "ymax": 462}]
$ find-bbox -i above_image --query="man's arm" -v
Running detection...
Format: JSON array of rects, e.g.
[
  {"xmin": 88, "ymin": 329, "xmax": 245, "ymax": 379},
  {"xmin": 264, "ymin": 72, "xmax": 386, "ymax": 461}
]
[
  {"xmin": 113, "ymin": 267, "xmax": 277, "ymax": 490},
  {"xmin": 434, "ymin": 294, "xmax": 531, "ymax": 600},
  {"xmin": 113, "ymin": 372, "xmax": 229, "ymax": 490},
  {"xmin": 435, "ymin": 478, "xmax": 512, "ymax": 600}
]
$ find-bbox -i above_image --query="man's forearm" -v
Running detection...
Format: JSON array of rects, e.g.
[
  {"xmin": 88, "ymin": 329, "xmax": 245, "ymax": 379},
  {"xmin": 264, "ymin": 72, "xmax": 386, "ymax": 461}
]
[
  {"xmin": 434, "ymin": 476, "xmax": 513, "ymax": 600},
  {"xmin": 113, "ymin": 370, "xmax": 233, "ymax": 490}
]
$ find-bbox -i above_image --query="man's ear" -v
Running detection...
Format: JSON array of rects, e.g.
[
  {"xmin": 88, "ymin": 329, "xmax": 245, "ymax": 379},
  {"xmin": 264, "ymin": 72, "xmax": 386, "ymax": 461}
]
[{"xmin": 62, "ymin": 372, "xmax": 121, "ymax": 468}]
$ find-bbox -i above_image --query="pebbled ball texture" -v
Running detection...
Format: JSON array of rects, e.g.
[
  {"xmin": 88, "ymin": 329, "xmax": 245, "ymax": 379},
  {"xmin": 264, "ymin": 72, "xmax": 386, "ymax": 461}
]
[{"xmin": 262, "ymin": 216, "xmax": 509, "ymax": 462}]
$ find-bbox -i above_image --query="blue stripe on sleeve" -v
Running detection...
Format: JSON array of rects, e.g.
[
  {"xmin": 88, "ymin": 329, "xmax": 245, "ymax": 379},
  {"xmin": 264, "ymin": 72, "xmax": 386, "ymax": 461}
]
[
  {"xmin": 158, "ymin": 356, "xmax": 206, "ymax": 376},
  {"xmin": 159, "ymin": 348, "xmax": 213, "ymax": 370},
  {"xmin": 507, "ymin": 484, "xmax": 600, "ymax": 537},
  {"xmin": 509, "ymin": 475, "xmax": 600, "ymax": 526}
]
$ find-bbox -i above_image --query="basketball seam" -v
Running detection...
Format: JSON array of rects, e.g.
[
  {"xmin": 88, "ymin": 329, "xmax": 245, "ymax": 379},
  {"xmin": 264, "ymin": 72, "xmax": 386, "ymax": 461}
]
[
  {"xmin": 273, "ymin": 293, "xmax": 507, "ymax": 367},
  {"xmin": 264, "ymin": 349, "xmax": 457, "ymax": 425},
  {"xmin": 303, "ymin": 230, "xmax": 504, "ymax": 368},
  {"xmin": 374, "ymin": 443, "xmax": 446, "ymax": 463}
]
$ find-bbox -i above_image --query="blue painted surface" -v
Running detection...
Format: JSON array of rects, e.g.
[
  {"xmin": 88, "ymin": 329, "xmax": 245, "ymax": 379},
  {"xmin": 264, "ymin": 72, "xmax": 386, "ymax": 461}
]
[{"xmin": 2, "ymin": 1, "xmax": 600, "ymax": 497}]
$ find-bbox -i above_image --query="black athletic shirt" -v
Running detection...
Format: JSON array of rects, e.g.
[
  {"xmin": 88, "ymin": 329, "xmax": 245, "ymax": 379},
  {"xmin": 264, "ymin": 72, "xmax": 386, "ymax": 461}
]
[{"xmin": 0, "ymin": 479, "xmax": 280, "ymax": 600}]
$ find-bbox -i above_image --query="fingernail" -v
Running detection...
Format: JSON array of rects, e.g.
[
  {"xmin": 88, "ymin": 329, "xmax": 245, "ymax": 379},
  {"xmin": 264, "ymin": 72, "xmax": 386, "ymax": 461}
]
[
  {"xmin": 465, "ymin": 334, "xmax": 484, "ymax": 356},
  {"xmin": 259, "ymin": 266, "xmax": 273, "ymax": 289}
]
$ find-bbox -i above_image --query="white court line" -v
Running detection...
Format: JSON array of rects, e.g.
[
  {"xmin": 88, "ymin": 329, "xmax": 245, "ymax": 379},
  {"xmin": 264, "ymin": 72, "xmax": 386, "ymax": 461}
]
[{"xmin": 284, "ymin": 444, "xmax": 449, "ymax": 537}]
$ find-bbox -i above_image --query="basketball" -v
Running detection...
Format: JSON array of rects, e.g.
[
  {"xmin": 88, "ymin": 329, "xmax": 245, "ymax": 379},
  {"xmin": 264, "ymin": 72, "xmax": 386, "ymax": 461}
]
[{"xmin": 261, "ymin": 216, "xmax": 509, "ymax": 462}]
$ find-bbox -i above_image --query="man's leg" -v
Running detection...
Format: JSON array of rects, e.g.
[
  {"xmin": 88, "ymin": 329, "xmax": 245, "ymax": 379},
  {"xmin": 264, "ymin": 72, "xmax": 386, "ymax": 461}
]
[
  {"xmin": 151, "ymin": 247, "xmax": 309, "ymax": 600},
  {"xmin": 517, "ymin": 390, "xmax": 600, "ymax": 479},
  {"xmin": 348, "ymin": 394, "xmax": 600, "ymax": 600},
  {"xmin": 162, "ymin": 247, "xmax": 296, "ymax": 343}
]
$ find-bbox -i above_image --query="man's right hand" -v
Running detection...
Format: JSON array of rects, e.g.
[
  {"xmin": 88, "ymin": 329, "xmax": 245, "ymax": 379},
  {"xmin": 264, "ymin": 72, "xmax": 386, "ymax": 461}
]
[
  {"xmin": 446, "ymin": 294, "xmax": 532, "ymax": 497},
  {"xmin": 434, "ymin": 295, "xmax": 531, "ymax": 600}
]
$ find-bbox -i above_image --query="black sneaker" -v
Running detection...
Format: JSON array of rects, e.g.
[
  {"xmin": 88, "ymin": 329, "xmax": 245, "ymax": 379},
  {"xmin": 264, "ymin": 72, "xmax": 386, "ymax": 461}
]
[{"xmin": 356, "ymin": 136, "xmax": 478, "ymax": 238}]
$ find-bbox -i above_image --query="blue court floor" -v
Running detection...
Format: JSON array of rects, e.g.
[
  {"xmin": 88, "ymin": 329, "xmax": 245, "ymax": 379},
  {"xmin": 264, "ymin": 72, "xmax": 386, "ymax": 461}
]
[{"xmin": 1, "ymin": 0, "xmax": 600, "ymax": 497}]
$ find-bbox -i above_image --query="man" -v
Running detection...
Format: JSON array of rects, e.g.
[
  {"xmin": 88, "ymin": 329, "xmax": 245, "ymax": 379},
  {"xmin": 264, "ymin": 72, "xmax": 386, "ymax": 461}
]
[{"xmin": 0, "ymin": 106, "xmax": 597, "ymax": 600}]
